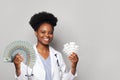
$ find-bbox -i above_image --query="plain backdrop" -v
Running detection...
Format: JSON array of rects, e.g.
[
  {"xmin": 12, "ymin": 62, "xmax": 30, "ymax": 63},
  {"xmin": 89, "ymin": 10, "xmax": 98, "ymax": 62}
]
[{"xmin": 0, "ymin": 0, "xmax": 120, "ymax": 80}]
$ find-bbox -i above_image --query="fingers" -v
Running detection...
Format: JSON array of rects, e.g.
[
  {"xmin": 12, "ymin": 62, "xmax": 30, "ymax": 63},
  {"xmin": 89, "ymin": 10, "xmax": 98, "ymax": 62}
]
[
  {"xmin": 69, "ymin": 52, "xmax": 79, "ymax": 62},
  {"xmin": 68, "ymin": 52, "xmax": 79, "ymax": 69},
  {"xmin": 13, "ymin": 53, "xmax": 23, "ymax": 65}
]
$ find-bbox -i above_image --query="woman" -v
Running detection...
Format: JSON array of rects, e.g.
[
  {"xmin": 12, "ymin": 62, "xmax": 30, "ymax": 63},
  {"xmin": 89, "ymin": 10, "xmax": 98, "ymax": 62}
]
[{"xmin": 13, "ymin": 11, "xmax": 79, "ymax": 80}]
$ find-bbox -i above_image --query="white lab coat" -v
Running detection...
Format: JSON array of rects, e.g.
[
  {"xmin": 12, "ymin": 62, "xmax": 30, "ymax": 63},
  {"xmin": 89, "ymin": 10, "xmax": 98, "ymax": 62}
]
[{"xmin": 15, "ymin": 44, "xmax": 77, "ymax": 80}]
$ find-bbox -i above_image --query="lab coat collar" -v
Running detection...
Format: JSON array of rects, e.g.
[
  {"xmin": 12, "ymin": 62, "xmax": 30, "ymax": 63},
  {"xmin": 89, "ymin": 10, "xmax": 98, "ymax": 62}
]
[{"xmin": 33, "ymin": 44, "xmax": 58, "ymax": 78}]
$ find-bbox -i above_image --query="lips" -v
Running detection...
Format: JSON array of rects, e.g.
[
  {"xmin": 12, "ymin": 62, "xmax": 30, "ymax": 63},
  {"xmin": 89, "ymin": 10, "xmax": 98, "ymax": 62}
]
[{"xmin": 43, "ymin": 38, "xmax": 50, "ymax": 42}]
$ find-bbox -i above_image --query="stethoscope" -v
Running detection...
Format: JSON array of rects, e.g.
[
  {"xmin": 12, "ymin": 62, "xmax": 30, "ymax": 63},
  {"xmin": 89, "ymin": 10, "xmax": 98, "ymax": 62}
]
[
  {"xmin": 25, "ymin": 53, "xmax": 62, "ymax": 80},
  {"xmin": 25, "ymin": 66, "xmax": 34, "ymax": 80},
  {"xmin": 55, "ymin": 54, "xmax": 60, "ymax": 67},
  {"xmin": 25, "ymin": 73, "xmax": 34, "ymax": 80},
  {"xmin": 55, "ymin": 53, "xmax": 62, "ymax": 79},
  {"xmin": 25, "ymin": 54, "xmax": 34, "ymax": 80}
]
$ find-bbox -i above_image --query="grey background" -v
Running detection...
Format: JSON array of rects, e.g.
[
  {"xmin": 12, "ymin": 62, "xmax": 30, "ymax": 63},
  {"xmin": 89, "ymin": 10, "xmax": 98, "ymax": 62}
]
[{"xmin": 0, "ymin": 0, "xmax": 120, "ymax": 80}]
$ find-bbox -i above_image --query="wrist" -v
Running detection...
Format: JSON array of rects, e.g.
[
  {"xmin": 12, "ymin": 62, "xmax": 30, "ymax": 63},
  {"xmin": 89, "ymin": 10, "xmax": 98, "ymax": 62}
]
[
  {"xmin": 16, "ymin": 69, "xmax": 21, "ymax": 76},
  {"xmin": 71, "ymin": 63, "xmax": 77, "ymax": 69},
  {"xmin": 71, "ymin": 68, "xmax": 76, "ymax": 75}
]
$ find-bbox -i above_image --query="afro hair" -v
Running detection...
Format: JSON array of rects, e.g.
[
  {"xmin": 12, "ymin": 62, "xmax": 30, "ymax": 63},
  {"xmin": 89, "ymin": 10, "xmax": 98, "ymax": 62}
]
[{"xmin": 29, "ymin": 11, "xmax": 58, "ymax": 31}]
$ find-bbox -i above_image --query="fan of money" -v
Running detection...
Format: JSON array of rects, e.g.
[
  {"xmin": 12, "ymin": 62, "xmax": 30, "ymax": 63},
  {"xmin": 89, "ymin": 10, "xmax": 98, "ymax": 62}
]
[
  {"xmin": 63, "ymin": 42, "xmax": 80, "ymax": 56},
  {"xmin": 3, "ymin": 40, "xmax": 36, "ymax": 68}
]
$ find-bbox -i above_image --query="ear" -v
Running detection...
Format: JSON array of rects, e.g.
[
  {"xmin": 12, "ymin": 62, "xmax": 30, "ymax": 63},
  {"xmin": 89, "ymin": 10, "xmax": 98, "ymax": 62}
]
[{"xmin": 35, "ymin": 31, "xmax": 37, "ymax": 37}]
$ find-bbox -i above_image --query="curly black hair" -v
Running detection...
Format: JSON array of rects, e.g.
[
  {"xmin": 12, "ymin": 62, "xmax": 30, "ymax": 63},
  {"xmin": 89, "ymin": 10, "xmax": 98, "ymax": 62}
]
[{"xmin": 29, "ymin": 11, "xmax": 58, "ymax": 31}]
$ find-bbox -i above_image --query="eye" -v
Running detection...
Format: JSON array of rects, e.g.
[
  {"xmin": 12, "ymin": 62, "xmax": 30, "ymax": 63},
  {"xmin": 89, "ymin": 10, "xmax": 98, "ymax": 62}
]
[
  {"xmin": 41, "ymin": 31, "xmax": 46, "ymax": 34},
  {"xmin": 49, "ymin": 31, "xmax": 53, "ymax": 34}
]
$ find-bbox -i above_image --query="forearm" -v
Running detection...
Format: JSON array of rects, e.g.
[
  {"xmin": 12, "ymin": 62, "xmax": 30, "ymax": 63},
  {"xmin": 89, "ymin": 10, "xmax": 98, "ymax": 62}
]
[
  {"xmin": 71, "ymin": 67, "xmax": 76, "ymax": 75},
  {"xmin": 15, "ymin": 68, "xmax": 21, "ymax": 76},
  {"xmin": 14, "ymin": 63, "xmax": 28, "ymax": 80},
  {"xmin": 14, "ymin": 64, "xmax": 21, "ymax": 77}
]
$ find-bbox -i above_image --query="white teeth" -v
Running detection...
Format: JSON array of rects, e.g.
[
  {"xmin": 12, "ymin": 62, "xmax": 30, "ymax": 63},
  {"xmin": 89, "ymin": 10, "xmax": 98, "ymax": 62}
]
[{"xmin": 43, "ymin": 38, "xmax": 49, "ymax": 41}]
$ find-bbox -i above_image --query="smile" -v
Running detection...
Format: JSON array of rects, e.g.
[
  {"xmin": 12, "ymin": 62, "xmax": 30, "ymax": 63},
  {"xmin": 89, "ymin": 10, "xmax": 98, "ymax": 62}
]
[{"xmin": 43, "ymin": 38, "xmax": 49, "ymax": 41}]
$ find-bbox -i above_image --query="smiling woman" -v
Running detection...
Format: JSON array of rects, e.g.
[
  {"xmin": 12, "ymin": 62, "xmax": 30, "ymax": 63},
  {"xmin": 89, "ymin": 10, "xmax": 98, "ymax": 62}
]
[
  {"xmin": 13, "ymin": 11, "xmax": 79, "ymax": 80},
  {"xmin": 35, "ymin": 23, "xmax": 54, "ymax": 47}
]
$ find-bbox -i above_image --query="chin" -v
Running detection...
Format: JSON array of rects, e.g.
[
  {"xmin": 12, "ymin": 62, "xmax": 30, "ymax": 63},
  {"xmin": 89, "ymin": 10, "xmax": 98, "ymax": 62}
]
[{"xmin": 43, "ymin": 42, "xmax": 50, "ymax": 46}]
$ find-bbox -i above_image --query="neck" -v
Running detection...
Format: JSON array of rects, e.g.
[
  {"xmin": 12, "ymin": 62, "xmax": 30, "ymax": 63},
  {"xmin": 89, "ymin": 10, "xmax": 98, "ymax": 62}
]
[
  {"xmin": 36, "ymin": 42, "xmax": 49, "ymax": 54},
  {"xmin": 36, "ymin": 43, "xmax": 50, "ymax": 59}
]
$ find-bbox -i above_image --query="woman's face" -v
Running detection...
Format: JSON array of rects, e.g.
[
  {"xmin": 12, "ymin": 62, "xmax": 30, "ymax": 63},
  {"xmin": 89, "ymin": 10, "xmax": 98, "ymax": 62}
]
[{"xmin": 35, "ymin": 23, "xmax": 54, "ymax": 46}]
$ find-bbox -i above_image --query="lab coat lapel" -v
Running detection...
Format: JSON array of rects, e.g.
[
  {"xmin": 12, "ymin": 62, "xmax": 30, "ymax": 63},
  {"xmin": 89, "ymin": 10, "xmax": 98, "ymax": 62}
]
[
  {"xmin": 49, "ymin": 46, "xmax": 56, "ymax": 77},
  {"xmin": 33, "ymin": 45, "xmax": 45, "ymax": 80},
  {"xmin": 49, "ymin": 46, "xmax": 60, "ymax": 80},
  {"xmin": 34, "ymin": 44, "xmax": 45, "ymax": 70}
]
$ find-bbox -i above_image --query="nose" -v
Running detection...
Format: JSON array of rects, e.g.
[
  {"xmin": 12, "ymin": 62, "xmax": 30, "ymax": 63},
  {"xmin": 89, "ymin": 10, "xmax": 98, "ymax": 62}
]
[{"xmin": 45, "ymin": 33, "xmax": 49, "ymax": 37}]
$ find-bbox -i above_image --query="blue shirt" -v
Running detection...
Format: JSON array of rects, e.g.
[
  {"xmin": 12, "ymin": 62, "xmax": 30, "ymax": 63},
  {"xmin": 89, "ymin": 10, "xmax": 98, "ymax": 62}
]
[{"xmin": 39, "ymin": 55, "xmax": 52, "ymax": 80}]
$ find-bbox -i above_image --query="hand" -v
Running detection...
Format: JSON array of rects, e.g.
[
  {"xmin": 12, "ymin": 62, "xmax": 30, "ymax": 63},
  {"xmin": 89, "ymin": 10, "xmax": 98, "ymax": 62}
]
[
  {"xmin": 68, "ymin": 52, "xmax": 79, "ymax": 75},
  {"xmin": 13, "ymin": 53, "xmax": 23, "ymax": 76},
  {"xmin": 13, "ymin": 53, "xmax": 23, "ymax": 66}
]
